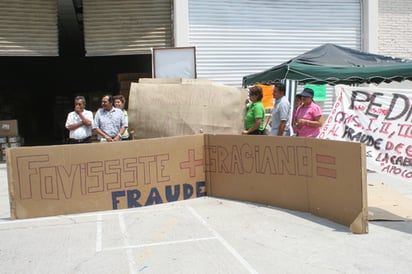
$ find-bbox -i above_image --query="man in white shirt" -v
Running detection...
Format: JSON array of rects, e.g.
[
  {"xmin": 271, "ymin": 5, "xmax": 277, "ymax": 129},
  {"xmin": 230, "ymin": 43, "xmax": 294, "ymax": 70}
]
[{"xmin": 65, "ymin": 96, "xmax": 93, "ymax": 144}]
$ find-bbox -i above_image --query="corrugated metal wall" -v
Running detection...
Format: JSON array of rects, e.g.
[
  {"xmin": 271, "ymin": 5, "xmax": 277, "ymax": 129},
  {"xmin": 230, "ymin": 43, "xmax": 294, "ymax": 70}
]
[
  {"xmin": 0, "ymin": 0, "xmax": 58, "ymax": 56},
  {"xmin": 189, "ymin": 0, "xmax": 361, "ymax": 87},
  {"xmin": 83, "ymin": 0, "xmax": 173, "ymax": 56},
  {"xmin": 188, "ymin": 0, "xmax": 362, "ymax": 113}
]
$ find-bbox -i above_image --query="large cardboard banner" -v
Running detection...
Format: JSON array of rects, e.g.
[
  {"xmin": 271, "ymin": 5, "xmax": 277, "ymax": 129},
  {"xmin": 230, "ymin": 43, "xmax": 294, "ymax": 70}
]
[
  {"xmin": 128, "ymin": 78, "xmax": 246, "ymax": 139},
  {"xmin": 7, "ymin": 135, "xmax": 367, "ymax": 233},
  {"xmin": 7, "ymin": 135, "xmax": 206, "ymax": 219},
  {"xmin": 319, "ymin": 85, "xmax": 412, "ymax": 181},
  {"xmin": 206, "ymin": 135, "xmax": 368, "ymax": 234}
]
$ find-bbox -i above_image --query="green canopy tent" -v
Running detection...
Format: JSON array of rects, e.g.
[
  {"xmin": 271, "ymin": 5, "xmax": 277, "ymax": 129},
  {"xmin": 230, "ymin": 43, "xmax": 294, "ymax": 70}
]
[{"xmin": 242, "ymin": 43, "xmax": 412, "ymax": 87}]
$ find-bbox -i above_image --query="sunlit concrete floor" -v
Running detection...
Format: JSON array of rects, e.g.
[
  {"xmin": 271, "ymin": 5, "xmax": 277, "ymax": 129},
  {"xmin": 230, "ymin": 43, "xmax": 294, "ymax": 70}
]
[{"xmin": 1, "ymin": 163, "xmax": 411, "ymax": 274}]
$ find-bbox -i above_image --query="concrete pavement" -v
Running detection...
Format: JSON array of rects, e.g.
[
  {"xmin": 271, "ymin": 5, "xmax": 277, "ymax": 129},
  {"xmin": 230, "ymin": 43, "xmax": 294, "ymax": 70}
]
[{"xmin": 1, "ymin": 162, "xmax": 412, "ymax": 274}]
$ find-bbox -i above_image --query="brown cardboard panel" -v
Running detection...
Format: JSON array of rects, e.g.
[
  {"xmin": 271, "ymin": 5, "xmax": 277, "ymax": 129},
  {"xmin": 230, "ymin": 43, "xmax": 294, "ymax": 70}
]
[
  {"xmin": 138, "ymin": 78, "xmax": 214, "ymax": 85},
  {"xmin": 7, "ymin": 135, "xmax": 206, "ymax": 219},
  {"xmin": 128, "ymin": 79, "xmax": 246, "ymax": 139},
  {"xmin": 205, "ymin": 135, "xmax": 368, "ymax": 234},
  {"xmin": 7, "ymin": 133, "xmax": 368, "ymax": 233},
  {"xmin": 0, "ymin": 120, "xmax": 18, "ymax": 137},
  {"xmin": 368, "ymin": 184, "xmax": 412, "ymax": 221}
]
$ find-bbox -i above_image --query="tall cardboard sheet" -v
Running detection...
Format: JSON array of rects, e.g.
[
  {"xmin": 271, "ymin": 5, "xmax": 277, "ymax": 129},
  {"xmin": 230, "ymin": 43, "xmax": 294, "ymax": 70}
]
[
  {"xmin": 205, "ymin": 135, "xmax": 368, "ymax": 234},
  {"xmin": 7, "ymin": 135, "xmax": 206, "ymax": 219},
  {"xmin": 128, "ymin": 78, "xmax": 246, "ymax": 139}
]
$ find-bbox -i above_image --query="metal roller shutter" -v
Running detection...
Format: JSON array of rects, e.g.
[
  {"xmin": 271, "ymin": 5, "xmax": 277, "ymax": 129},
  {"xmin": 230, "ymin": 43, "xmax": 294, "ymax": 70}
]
[
  {"xmin": 0, "ymin": 0, "xmax": 58, "ymax": 56},
  {"xmin": 188, "ymin": 0, "xmax": 361, "ymax": 113},
  {"xmin": 83, "ymin": 0, "xmax": 173, "ymax": 56}
]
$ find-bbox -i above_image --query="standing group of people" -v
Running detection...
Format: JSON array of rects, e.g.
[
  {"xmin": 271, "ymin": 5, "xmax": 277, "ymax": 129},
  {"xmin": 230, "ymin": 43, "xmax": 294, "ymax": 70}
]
[
  {"xmin": 65, "ymin": 94, "xmax": 130, "ymax": 144},
  {"xmin": 243, "ymin": 83, "xmax": 323, "ymax": 137},
  {"xmin": 67, "ymin": 85, "xmax": 321, "ymax": 145}
]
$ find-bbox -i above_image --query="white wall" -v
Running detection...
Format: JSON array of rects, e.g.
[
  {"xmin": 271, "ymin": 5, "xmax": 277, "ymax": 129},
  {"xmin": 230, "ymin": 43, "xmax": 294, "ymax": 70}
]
[{"xmin": 378, "ymin": 0, "xmax": 412, "ymax": 59}]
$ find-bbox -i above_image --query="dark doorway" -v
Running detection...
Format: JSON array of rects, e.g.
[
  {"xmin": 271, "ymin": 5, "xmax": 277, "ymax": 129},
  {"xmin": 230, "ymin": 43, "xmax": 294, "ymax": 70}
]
[{"xmin": 0, "ymin": 55, "xmax": 151, "ymax": 145}]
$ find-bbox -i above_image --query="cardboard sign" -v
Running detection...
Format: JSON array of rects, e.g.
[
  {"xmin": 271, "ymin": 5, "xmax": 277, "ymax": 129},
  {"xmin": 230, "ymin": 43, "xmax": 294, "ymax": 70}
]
[
  {"xmin": 205, "ymin": 135, "xmax": 368, "ymax": 234},
  {"xmin": 7, "ymin": 135, "xmax": 206, "ymax": 219},
  {"xmin": 319, "ymin": 85, "xmax": 412, "ymax": 181},
  {"xmin": 128, "ymin": 79, "xmax": 246, "ymax": 139},
  {"xmin": 7, "ymin": 134, "xmax": 367, "ymax": 233}
]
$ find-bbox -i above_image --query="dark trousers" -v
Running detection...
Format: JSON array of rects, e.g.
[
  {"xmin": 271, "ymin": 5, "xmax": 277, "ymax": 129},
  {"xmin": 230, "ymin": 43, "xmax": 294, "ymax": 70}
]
[
  {"xmin": 249, "ymin": 130, "xmax": 265, "ymax": 135},
  {"xmin": 68, "ymin": 136, "xmax": 92, "ymax": 144}
]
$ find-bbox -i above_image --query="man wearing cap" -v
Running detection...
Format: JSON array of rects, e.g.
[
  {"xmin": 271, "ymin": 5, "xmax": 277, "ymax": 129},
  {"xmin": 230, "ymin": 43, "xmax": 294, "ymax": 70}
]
[{"xmin": 293, "ymin": 87, "xmax": 323, "ymax": 137}]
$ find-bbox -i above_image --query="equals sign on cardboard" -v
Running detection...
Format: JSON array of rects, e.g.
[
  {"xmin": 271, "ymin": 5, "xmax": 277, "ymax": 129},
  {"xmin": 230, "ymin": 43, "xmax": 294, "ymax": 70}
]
[{"xmin": 316, "ymin": 154, "xmax": 337, "ymax": 178}]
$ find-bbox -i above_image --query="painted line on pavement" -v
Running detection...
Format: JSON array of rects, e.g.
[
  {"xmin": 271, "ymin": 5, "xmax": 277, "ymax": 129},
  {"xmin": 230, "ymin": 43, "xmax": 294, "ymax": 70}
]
[
  {"xmin": 187, "ymin": 206, "xmax": 258, "ymax": 274},
  {"xmin": 104, "ymin": 236, "xmax": 217, "ymax": 251},
  {"xmin": 119, "ymin": 212, "xmax": 138, "ymax": 274},
  {"xmin": 96, "ymin": 214, "xmax": 103, "ymax": 252}
]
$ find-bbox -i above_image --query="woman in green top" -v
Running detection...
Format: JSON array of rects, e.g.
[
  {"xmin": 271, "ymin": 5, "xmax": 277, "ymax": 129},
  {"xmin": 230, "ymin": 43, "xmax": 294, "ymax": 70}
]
[{"xmin": 242, "ymin": 85, "xmax": 266, "ymax": 135}]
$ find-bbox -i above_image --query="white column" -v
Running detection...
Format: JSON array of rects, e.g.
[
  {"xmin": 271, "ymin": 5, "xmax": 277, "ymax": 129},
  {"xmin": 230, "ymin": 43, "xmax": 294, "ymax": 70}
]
[
  {"xmin": 173, "ymin": 0, "xmax": 189, "ymax": 47},
  {"xmin": 362, "ymin": 0, "xmax": 379, "ymax": 53}
]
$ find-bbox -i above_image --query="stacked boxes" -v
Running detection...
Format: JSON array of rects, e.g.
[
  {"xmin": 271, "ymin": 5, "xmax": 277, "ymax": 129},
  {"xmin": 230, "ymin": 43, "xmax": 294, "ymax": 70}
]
[
  {"xmin": 0, "ymin": 137, "xmax": 8, "ymax": 161},
  {"xmin": 117, "ymin": 73, "xmax": 139, "ymax": 106},
  {"xmin": 0, "ymin": 120, "xmax": 22, "ymax": 161},
  {"xmin": 117, "ymin": 72, "xmax": 151, "ymax": 108}
]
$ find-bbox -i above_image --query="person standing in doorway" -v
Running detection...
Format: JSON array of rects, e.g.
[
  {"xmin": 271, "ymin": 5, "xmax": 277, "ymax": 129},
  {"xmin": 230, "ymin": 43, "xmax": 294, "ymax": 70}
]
[
  {"xmin": 293, "ymin": 87, "xmax": 323, "ymax": 137},
  {"xmin": 93, "ymin": 95, "xmax": 128, "ymax": 142},
  {"xmin": 65, "ymin": 96, "xmax": 93, "ymax": 144},
  {"xmin": 271, "ymin": 82, "xmax": 290, "ymax": 136},
  {"xmin": 113, "ymin": 94, "xmax": 130, "ymax": 140}
]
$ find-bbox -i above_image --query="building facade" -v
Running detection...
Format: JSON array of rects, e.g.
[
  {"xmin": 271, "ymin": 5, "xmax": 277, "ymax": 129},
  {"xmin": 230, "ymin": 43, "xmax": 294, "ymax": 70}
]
[
  {"xmin": 0, "ymin": 0, "xmax": 410, "ymax": 145},
  {"xmin": 378, "ymin": 0, "xmax": 412, "ymax": 59}
]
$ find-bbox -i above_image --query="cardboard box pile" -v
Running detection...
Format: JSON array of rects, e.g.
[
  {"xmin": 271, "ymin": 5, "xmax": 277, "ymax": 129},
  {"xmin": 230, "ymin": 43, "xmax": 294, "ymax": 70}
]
[
  {"xmin": 117, "ymin": 72, "xmax": 151, "ymax": 107},
  {"xmin": 0, "ymin": 120, "xmax": 22, "ymax": 161}
]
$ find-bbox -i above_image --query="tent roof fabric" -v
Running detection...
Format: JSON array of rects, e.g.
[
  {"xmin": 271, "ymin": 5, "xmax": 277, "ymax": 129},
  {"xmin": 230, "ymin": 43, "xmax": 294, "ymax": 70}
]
[{"xmin": 243, "ymin": 43, "xmax": 412, "ymax": 86}]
